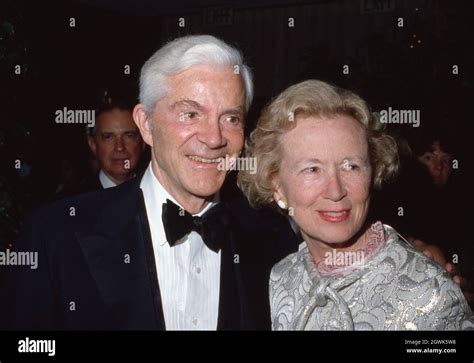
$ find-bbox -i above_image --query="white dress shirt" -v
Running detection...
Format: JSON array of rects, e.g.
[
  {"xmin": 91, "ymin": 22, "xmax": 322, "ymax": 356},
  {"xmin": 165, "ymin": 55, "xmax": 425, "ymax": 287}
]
[
  {"xmin": 140, "ymin": 163, "xmax": 221, "ymax": 330},
  {"xmin": 99, "ymin": 170, "xmax": 117, "ymax": 189}
]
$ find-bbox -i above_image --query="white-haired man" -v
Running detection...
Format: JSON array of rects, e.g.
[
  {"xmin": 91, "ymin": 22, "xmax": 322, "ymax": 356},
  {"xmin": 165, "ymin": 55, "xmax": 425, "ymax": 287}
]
[{"xmin": 1, "ymin": 35, "xmax": 296, "ymax": 330}]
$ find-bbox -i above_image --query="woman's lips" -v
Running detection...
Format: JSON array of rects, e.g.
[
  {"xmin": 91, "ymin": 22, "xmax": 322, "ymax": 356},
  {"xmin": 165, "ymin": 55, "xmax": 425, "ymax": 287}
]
[{"xmin": 318, "ymin": 210, "xmax": 350, "ymax": 223}]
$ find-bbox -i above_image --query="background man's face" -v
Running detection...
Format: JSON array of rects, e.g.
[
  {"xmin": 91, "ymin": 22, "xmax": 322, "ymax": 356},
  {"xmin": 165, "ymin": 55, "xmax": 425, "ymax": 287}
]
[
  {"xmin": 88, "ymin": 108, "xmax": 143, "ymax": 183},
  {"xmin": 146, "ymin": 64, "xmax": 246, "ymax": 201}
]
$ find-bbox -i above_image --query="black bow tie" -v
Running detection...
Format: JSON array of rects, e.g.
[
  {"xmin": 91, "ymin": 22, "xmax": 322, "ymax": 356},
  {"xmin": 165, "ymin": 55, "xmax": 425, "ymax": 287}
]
[{"xmin": 161, "ymin": 199, "xmax": 231, "ymax": 252}]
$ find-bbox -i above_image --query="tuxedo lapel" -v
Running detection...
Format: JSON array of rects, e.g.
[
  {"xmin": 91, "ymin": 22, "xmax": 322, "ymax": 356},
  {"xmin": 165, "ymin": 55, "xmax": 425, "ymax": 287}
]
[
  {"xmin": 216, "ymin": 212, "xmax": 252, "ymax": 330},
  {"xmin": 136, "ymin": 189, "xmax": 167, "ymax": 330},
  {"xmin": 216, "ymin": 237, "xmax": 240, "ymax": 330},
  {"xmin": 75, "ymin": 177, "xmax": 166, "ymax": 330}
]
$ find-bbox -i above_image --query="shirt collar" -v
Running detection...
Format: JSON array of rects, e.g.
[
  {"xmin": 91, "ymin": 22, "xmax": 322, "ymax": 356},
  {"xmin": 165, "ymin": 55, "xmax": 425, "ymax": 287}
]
[{"xmin": 99, "ymin": 169, "xmax": 117, "ymax": 189}]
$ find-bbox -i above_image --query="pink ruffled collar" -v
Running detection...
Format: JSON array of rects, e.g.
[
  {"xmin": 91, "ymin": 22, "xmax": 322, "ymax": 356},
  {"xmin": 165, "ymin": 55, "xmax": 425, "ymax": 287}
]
[{"xmin": 314, "ymin": 221, "xmax": 386, "ymax": 278}]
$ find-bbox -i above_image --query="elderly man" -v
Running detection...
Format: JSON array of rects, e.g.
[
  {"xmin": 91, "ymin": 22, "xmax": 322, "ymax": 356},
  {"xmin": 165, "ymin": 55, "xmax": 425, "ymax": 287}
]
[{"xmin": 0, "ymin": 35, "xmax": 295, "ymax": 330}]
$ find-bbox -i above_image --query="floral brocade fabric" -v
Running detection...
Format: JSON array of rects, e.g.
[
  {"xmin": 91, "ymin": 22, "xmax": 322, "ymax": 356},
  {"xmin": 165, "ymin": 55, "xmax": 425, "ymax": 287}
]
[{"xmin": 270, "ymin": 224, "xmax": 474, "ymax": 330}]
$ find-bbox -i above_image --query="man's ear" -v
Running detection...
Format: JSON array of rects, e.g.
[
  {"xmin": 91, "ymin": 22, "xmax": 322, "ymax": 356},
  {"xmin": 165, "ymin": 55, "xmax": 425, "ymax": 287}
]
[
  {"xmin": 87, "ymin": 135, "xmax": 97, "ymax": 156},
  {"xmin": 133, "ymin": 104, "xmax": 154, "ymax": 147}
]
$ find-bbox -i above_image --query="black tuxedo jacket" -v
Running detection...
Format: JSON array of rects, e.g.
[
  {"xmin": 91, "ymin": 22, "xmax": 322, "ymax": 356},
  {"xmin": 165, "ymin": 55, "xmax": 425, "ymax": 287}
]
[{"xmin": 0, "ymin": 174, "xmax": 298, "ymax": 330}]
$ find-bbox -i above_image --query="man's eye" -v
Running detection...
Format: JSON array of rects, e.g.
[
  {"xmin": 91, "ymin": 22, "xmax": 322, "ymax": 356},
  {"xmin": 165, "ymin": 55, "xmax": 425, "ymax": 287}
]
[
  {"xmin": 125, "ymin": 132, "xmax": 137, "ymax": 140},
  {"xmin": 102, "ymin": 134, "xmax": 113, "ymax": 140},
  {"xmin": 304, "ymin": 166, "xmax": 320, "ymax": 174},
  {"xmin": 224, "ymin": 115, "xmax": 241, "ymax": 124},
  {"xmin": 179, "ymin": 112, "xmax": 198, "ymax": 121}
]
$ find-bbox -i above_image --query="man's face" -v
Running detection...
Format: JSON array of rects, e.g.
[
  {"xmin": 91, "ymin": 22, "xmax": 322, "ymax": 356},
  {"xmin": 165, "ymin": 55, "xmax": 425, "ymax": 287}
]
[
  {"xmin": 88, "ymin": 108, "xmax": 143, "ymax": 184},
  {"xmin": 140, "ymin": 64, "xmax": 246, "ymax": 202}
]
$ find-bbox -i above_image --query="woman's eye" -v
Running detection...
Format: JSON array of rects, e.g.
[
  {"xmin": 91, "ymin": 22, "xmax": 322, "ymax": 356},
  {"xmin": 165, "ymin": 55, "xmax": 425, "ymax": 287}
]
[{"xmin": 341, "ymin": 161, "xmax": 359, "ymax": 171}]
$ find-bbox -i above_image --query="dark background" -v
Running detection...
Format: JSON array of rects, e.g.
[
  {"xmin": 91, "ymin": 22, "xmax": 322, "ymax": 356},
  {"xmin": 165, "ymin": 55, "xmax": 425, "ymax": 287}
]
[{"xmin": 1, "ymin": 0, "xmax": 473, "ymax": 250}]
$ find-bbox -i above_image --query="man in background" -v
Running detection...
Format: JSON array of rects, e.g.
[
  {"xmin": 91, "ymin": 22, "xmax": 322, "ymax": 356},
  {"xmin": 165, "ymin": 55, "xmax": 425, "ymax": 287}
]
[
  {"xmin": 53, "ymin": 95, "xmax": 146, "ymax": 199},
  {"xmin": 84, "ymin": 96, "xmax": 145, "ymax": 190}
]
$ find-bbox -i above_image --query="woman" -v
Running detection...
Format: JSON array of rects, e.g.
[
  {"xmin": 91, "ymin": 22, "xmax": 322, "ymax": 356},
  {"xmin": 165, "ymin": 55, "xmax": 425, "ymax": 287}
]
[{"xmin": 238, "ymin": 80, "xmax": 473, "ymax": 330}]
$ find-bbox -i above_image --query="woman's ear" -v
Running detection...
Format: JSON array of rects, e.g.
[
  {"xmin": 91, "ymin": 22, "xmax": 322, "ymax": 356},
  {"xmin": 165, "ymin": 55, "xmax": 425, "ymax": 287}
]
[{"xmin": 271, "ymin": 174, "xmax": 287, "ymax": 208}]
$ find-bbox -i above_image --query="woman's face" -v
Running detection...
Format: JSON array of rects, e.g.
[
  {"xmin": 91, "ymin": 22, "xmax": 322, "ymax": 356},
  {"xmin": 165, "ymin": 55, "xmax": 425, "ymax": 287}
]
[
  {"xmin": 272, "ymin": 114, "xmax": 372, "ymax": 247},
  {"xmin": 417, "ymin": 140, "xmax": 452, "ymax": 187}
]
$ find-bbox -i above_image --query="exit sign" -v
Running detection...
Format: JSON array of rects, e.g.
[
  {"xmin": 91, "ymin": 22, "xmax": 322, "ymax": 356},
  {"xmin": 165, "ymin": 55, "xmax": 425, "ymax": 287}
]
[
  {"xmin": 203, "ymin": 6, "xmax": 233, "ymax": 26},
  {"xmin": 360, "ymin": 0, "xmax": 396, "ymax": 14}
]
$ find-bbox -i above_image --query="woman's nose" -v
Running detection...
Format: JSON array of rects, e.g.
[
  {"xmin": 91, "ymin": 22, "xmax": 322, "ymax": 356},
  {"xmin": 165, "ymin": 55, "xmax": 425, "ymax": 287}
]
[
  {"xmin": 323, "ymin": 172, "xmax": 347, "ymax": 201},
  {"xmin": 432, "ymin": 159, "xmax": 444, "ymax": 172}
]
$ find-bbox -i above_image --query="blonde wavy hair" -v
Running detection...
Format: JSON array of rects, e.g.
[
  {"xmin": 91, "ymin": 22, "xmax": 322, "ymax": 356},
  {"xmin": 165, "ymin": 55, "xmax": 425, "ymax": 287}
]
[{"xmin": 238, "ymin": 80, "xmax": 399, "ymax": 209}]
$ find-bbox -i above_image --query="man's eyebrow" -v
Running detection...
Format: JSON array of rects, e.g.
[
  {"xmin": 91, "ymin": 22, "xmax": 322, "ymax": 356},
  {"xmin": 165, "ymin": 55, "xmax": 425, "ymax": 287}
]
[
  {"xmin": 100, "ymin": 129, "xmax": 138, "ymax": 134},
  {"xmin": 223, "ymin": 106, "xmax": 245, "ymax": 114},
  {"xmin": 169, "ymin": 99, "xmax": 204, "ymax": 111},
  {"xmin": 169, "ymin": 99, "xmax": 244, "ymax": 114}
]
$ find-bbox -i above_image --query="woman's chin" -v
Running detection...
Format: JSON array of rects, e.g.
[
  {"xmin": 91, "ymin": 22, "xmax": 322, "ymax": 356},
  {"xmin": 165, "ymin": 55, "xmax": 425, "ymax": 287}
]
[{"xmin": 306, "ymin": 228, "xmax": 362, "ymax": 248}]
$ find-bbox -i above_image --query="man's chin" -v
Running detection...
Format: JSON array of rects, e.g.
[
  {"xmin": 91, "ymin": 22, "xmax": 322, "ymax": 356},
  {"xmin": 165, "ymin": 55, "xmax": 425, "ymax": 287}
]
[
  {"xmin": 185, "ymin": 181, "xmax": 223, "ymax": 200},
  {"xmin": 107, "ymin": 170, "xmax": 134, "ymax": 181},
  {"xmin": 190, "ymin": 187, "xmax": 221, "ymax": 199},
  {"xmin": 186, "ymin": 171, "xmax": 225, "ymax": 189}
]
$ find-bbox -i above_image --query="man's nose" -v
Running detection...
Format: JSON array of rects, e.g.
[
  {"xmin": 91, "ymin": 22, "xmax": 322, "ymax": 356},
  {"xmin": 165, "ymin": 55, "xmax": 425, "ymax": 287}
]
[
  {"xmin": 114, "ymin": 136, "xmax": 125, "ymax": 151},
  {"xmin": 323, "ymin": 171, "xmax": 347, "ymax": 202},
  {"xmin": 197, "ymin": 119, "xmax": 226, "ymax": 149}
]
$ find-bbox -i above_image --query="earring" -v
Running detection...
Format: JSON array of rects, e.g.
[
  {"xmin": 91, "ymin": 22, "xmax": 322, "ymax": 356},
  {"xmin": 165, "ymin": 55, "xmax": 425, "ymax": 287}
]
[{"xmin": 277, "ymin": 200, "xmax": 288, "ymax": 209}]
